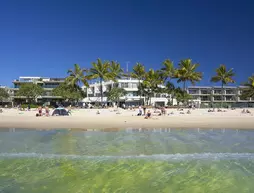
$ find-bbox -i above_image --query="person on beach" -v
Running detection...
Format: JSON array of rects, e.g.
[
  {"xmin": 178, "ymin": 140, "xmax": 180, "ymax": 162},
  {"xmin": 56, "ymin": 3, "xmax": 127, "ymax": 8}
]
[
  {"xmin": 45, "ymin": 106, "xmax": 50, "ymax": 116},
  {"xmin": 145, "ymin": 110, "xmax": 151, "ymax": 119},
  {"xmin": 36, "ymin": 106, "xmax": 42, "ymax": 117},
  {"xmin": 161, "ymin": 107, "xmax": 166, "ymax": 115},
  {"xmin": 137, "ymin": 106, "xmax": 142, "ymax": 116},
  {"xmin": 143, "ymin": 106, "xmax": 147, "ymax": 116}
]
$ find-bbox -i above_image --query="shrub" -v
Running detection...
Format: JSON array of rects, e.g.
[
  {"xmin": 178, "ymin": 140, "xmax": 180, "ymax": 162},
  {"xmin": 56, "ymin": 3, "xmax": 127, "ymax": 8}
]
[{"xmin": 21, "ymin": 104, "xmax": 39, "ymax": 109}]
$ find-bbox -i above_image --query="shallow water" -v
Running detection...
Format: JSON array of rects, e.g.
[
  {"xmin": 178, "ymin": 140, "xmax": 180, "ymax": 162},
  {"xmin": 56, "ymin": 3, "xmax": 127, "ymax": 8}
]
[{"xmin": 0, "ymin": 128, "xmax": 254, "ymax": 192}]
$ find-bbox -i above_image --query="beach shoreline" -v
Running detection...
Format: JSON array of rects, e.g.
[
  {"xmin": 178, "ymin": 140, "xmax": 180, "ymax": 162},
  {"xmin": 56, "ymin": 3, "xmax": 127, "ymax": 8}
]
[{"xmin": 0, "ymin": 108, "xmax": 254, "ymax": 130}]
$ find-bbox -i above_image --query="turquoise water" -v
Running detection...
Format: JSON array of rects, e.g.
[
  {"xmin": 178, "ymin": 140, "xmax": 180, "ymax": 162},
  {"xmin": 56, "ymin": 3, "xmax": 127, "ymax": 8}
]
[{"xmin": 0, "ymin": 128, "xmax": 254, "ymax": 192}]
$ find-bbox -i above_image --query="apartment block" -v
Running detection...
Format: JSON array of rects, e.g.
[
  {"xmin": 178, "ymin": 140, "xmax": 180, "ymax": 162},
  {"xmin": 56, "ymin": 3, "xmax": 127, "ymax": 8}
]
[
  {"xmin": 187, "ymin": 86, "xmax": 254, "ymax": 107},
  {"xmin": 12, "ymin": 76, "xmax": 65, "ymax": 104}
]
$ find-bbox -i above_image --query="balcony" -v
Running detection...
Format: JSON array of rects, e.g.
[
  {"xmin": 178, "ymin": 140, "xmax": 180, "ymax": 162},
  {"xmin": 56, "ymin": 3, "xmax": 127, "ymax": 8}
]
[
  {"xmin": 225, "ymin": 90, "xmax": 236, "ymax": 95},
  {"xmin": 188, "ymin": 90, "xmax": 199, "ymax": 95},
  {"xmin": 200, "ymin": 90, "xmax": 211, "ymax": 95},
  {"xmin": 200, "ymin": 96, "xmax": 211, "ymax": 101},
  {"xmin": 213, "ymin": 90, "xmax": 223, "ymax": 95},
  {"xmin": 225, "ymin": 96, "xmax": 236, "ymax": 102},
  {"xmin": 43, "ymin": 85, "xmax": 59, "ymax": 88},
  {"xmin": 213, "ymin": 96, "xmax": 223, "ymax": 101}
]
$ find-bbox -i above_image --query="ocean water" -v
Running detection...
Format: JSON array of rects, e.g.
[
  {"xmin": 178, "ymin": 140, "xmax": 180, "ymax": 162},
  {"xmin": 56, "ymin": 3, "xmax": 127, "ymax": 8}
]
[{"xmin": 0, "ymin": 128, "xmax": 254, "ymax": 193}]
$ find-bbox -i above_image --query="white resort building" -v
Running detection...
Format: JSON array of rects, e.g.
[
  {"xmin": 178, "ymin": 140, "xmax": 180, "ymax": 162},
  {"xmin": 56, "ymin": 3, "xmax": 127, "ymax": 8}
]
[{"xmin": 82, "ymin": 78, "xmax": 175, "ymax": 107}]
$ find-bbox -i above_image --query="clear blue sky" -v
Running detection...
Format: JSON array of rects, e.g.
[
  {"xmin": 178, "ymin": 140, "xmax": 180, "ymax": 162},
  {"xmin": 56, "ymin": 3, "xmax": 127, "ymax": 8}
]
[{"xmin": 0, "ymin": 0, "xmax": 254, "ymax": 87}]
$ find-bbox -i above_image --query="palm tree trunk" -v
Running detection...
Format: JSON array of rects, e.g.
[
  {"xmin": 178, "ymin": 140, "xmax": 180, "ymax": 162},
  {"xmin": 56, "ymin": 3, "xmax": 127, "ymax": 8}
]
[
  {"xmin": 183, "ymin": 81, "xmax": 186, "ymax": 91},
  {"xmin": 139, "ymin": 79, "xmax": 142, "ymax": 106},
  {"xmin": 221, "ymin": 82, "xmax": 224, "ymax": 108},
  {"xmin": 100, "ymin": 78, "xmax": 103, "ymax": 105}
]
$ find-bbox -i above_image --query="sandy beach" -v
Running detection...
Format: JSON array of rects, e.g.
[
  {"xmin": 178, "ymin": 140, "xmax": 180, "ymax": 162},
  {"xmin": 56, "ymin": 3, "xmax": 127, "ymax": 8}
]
[{"xmin": 0, "ymin": 108, "xmax": 254, "ymax": 130}]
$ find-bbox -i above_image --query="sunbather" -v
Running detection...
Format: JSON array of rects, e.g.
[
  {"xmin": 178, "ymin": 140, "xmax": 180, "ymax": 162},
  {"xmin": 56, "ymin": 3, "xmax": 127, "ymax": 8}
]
[{"xmin": 145, "ymin": 110, "xmax": 152, "ymax": 119}]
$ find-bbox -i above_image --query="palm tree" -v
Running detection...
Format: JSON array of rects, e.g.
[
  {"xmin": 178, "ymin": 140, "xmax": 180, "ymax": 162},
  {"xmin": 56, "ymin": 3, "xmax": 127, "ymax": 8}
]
[
  {"xmin": 164, "ymin": 81, "xmax": 175, "ymax": 106},
  {"xmin": 160, "ymin": 59, "xmax": 175, "ymax": 81},
  {"xmin": 130, "ymin": 63, "xmax": 146, "ymax": 105},
  {"xmin": 242, "ymin": 75, "xmax": 254, "ymax": 100},
  {"xmin": 142, "ymin": 69, "xmax": 164, "ymax": 105},
  {"xmin": 109, "ymin": 61, "xmax": 123, "ymax": 81},
  {"xmin": 210, "ymin": 64, "xmax": 235, "ymax": 107},
  {"xmin": 107, "ymin": 87, "xmax": 126, "ymax": 107},
  {"xmin": 174, "ymin": 87, "xmax": 192, "ymax": 107},
  {"xmin": 66, "ymin": 64, "xmax": 89, "ymax": 87},
  {"xmin": 175, "ymin": 59, "xmax": 203, "ymax": 90},
  {"xmin": 89, "ymin": 58, "xmax": 111, "ymax": 104}
]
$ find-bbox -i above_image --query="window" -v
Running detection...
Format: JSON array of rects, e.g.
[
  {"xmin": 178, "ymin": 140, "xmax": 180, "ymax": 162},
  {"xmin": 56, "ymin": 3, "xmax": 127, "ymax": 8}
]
[
  {"xmin": 201, "ymin": 90, "xmax": 210, "ymax": 94},
  {"xmin": 132, "ymin": 91, "xmax": 138, "ymax": 96},
  {"xmin": 225, "ymin": 96, "xmax": 235, "ymax": 101},
  {"xmin": 214, "ymin": 90, "xmax": 222, "ymax": 94},
  {"xmin": 226, "ymin": 90, "xmax": 235, "ymax": 95},
  {"xmin": 200, "ymin": 96, "xmax": 210, "ymax": 101},
  {"xmin": 188, "ymin": 89, "xmax": 199, "ymax": 94},
  {"xmin": 132, "ymin": 83, "xmax": 138, "ymax": 88},
  {"xmin": 44, "ymin": 83, "xmax": 59, "ymax": 88},
  {"xmin": 214, "ymin": 96, "xmax": 223, "ymax": 101}
]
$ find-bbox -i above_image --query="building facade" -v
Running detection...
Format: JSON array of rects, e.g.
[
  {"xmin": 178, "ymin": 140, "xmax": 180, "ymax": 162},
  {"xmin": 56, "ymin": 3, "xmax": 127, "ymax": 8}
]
[
  {"xmin": 12, "ymin": 76, "xmax": 64, "ymax": 105},
  {"xmin": 187, "ymin": 86, "xmax": 254, "ymax": 107},
  {"xmin": 0, "ymin": 86, "xmax": 14, "ymax": 106},
  {"xmin": 83, "ymin": 78, "xmax": 174, "ymax": 106}
]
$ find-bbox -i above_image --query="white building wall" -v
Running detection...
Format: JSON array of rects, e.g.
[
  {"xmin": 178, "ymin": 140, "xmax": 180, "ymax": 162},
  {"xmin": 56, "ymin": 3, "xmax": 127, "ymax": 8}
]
[{"xmin": 82, "ymin": 79, "xmax": 174, "ymax": 106}]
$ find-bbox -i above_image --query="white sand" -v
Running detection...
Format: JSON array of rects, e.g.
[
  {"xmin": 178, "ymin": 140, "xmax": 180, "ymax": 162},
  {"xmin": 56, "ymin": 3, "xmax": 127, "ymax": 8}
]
[{"xmin": 0, "ymin": 108, "xmax": 254, "ymax": 130}]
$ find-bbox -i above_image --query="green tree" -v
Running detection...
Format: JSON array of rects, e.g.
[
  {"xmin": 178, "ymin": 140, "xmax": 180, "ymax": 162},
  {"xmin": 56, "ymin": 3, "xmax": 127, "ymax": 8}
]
[
  {"xmin": 175, "ymin": 59, "xmax": 203, "ymax": 90},
  {"xmin": 130, "ymin": 63, "xmax": 146, "ymax": 105},
  {"xmin": 174, "ymin": 87, "xmax": 192, "ymax": 107},
  {"xmin": 210, "ymin": 64, "xmax": 235, "ymax": 107},
  {"xmin": 242, "ymin": 75, "xmax": 254, "ymax": 100},
  {"xmin": 107, "ymin": 87, "xmax": 126, "ymax": 107},
  {"xmin": 89, "ymin": 59, "xmax": 111, "ymax": 104},
  {"xmin": 142, "ymin": 69, "xmax": 164, "ymax": 105},
  {"xmin": 109, "ymin": 61, "xmax": 123, "ymax": 81},
  {"xmin": 160, "ymin": 59, "xmax": 175, "ymax": 81},
  {"xmin": 52, "ymin": 83, "xmax": 85, "ymax": 102},
  {"xmin": 66, "ymin": 64, "xmax": 89, "ymax": 87},
  {"xmin": 17, "ymin": 83, "xmax": 43, "ymax": 103},
  {"xmin": 164, "ymin": 81, "xmax": 175, "ymax": 106},
  {"xmin": 0, "ymin": 88, "xmax": 9, "ymax": 104}
]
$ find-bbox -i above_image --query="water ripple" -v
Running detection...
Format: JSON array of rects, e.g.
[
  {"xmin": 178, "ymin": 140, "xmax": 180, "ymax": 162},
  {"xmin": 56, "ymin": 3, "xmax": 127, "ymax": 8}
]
[{"xmin": 1, "ymin": 152, "xmax": 254, "ymax": 161}]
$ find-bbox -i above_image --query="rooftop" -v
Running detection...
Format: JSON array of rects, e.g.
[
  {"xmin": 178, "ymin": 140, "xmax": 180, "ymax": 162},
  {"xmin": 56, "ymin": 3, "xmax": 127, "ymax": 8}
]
[{"xmin": 13, "ymin": 77, "xmax": 65, "ymax": 82}]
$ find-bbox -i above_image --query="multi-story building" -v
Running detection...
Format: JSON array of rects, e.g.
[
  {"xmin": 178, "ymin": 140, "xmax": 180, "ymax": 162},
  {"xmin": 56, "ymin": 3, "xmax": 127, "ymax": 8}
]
[
  {"xmin": 187, "ymin": 86, "xmax": 254, "ymax": 107},
  {"xmin": 12, "ymin": 76, "xmax": 64, "ymax": 105},
  {"xmin": 0, "ymin": 85, "xmax": 14, "ymax": 106},
  {"xmin": 82, "ymin": 78, "xmax": 175, "ymax": 107}
]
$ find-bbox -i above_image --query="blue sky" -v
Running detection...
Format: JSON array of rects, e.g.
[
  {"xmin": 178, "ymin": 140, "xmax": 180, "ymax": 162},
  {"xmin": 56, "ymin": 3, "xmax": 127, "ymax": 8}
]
[{"xmin": 0, "ymin": 0, "xmax": 254, "ymax": 87}]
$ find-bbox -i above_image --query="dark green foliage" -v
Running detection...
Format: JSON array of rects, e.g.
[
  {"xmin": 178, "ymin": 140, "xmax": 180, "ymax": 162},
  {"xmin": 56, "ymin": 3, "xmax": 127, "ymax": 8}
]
[
  {"xmin": 52, "ymin": 83, "xmax": 85, "ymax": 102},
  {"xmin": 17, "ymin": 83, "xmax": 43, "ymax": 102},
  {"xmin": 0, "ymin": 88, "xmax": 9, "ymax": 102},
  {"xmin": 107, "ymin": 87, "xmax": 126, "ymax": 106}
]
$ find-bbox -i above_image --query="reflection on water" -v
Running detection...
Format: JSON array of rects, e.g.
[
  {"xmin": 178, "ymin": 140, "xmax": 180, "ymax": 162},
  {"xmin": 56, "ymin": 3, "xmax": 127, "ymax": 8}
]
[{"xmin": 0, "ymin": 128, "xmax": 254, "ymax": 192}]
